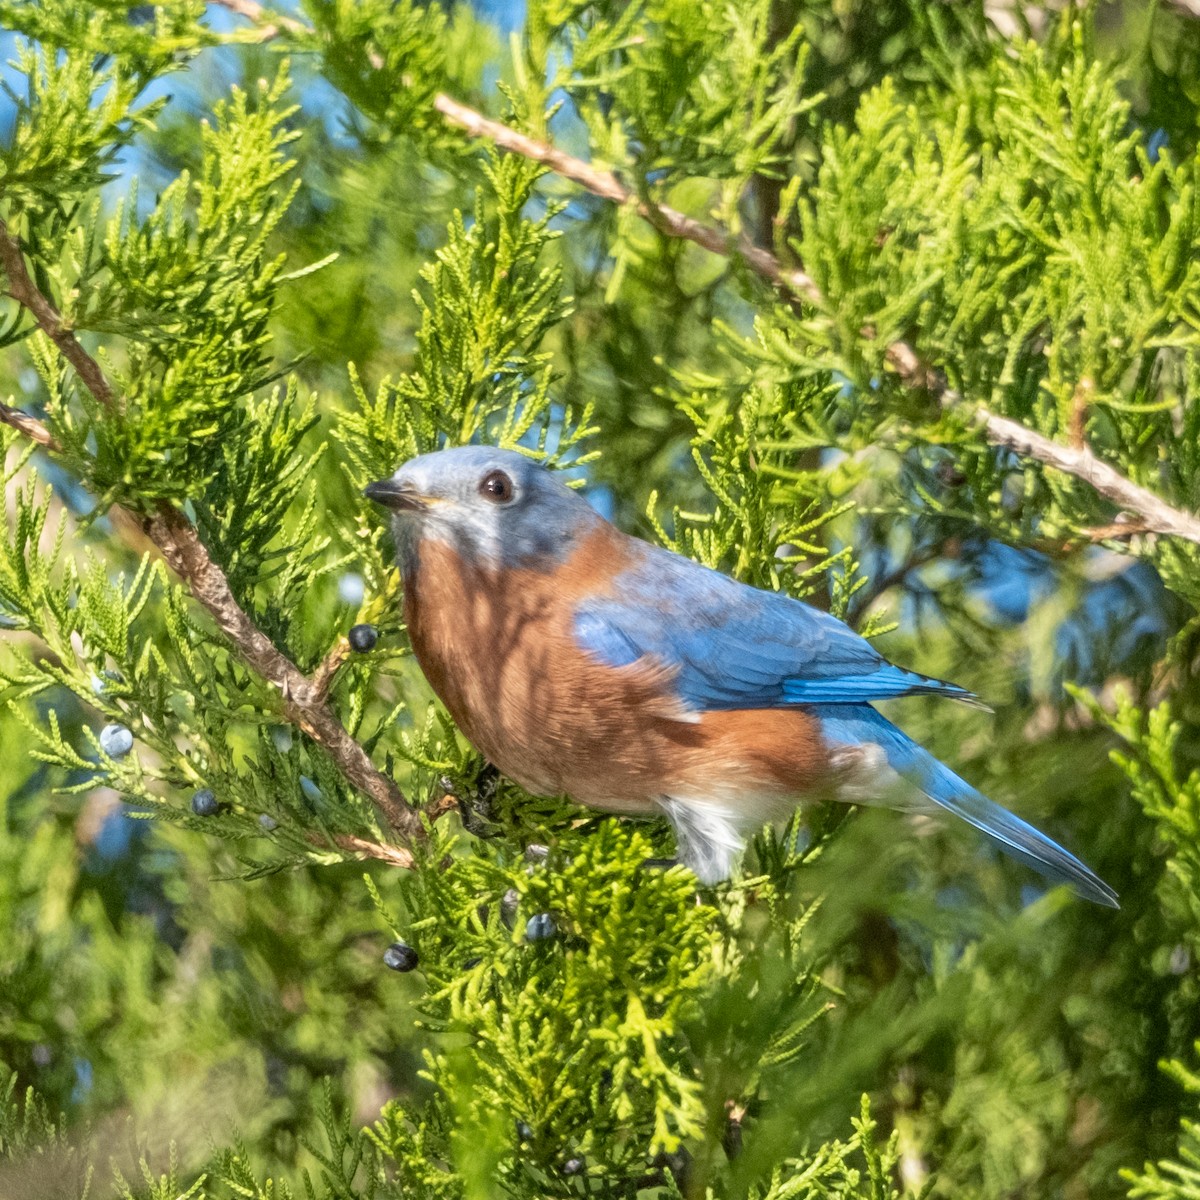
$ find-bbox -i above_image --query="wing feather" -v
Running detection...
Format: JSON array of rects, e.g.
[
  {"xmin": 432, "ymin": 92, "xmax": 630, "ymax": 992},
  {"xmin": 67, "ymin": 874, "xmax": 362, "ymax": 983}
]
[{"xmin": 574, "ymin": 542, "xmax": 984, "ymax": 713}]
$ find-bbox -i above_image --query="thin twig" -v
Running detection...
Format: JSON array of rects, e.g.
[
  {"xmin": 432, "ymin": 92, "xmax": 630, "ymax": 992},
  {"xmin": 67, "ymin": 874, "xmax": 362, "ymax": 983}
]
[
  {"xmin": 977, "ymin": 408, "xmax": 1200, "ymax": 545},
  {"xmin": 0, "ymin": 401, "xmax": 58, "ymax": 449},
  {"xmin": 431, "ymin": 93, "xmax": 823, "ymax": 304},
  {"xmin": 0, "ymin": 222, "xmax": 116, "ymax": 409},
  {"xmin": 312, "ymin": 636, "xmax": 352, "ymax": 702},
  {"xmin": 1068, "ymin": 377, "xmax": 1094, "ymax": 450},
  {"xmin": 332, "ymin": 832, "xmax": 416, "ymax": 868},
  {"xmin": 209, "ymin": 0, "xmax": 305, "ymax": 37},
  {"xmin": 854, "ymin": 541, "xmax": 947, "ymax": 616},
  {"xmin": 0, "ymin": 222, "xmax": 423, "ymax": 842}
]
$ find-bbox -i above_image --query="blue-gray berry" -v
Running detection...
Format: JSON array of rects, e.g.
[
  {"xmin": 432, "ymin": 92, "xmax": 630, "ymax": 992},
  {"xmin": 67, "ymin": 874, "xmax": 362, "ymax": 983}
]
[
  {"xmin": 383, "ymin": 942, "xmax": 418, "ymax": 972},
  {"xmin": 258, "ymin": 813, "xmax": 278, "ymax": 832},
  {"xmin": 191, "ymin": 788, "xmax": 219, "ymax": 816},
  {"xmin": 99, "ymin": 723, "xmax": 133, "ymax": 758},
  {"xmin": 348, "ymin": 623, "xmax": 378, "ymax": 652},
  {"xmin": 515, "ymin": 1121, "xmax": 533, "ymax": 1143},
  {"xmin": 525, "ymin": 912, "xmax": 556, "ymax": 942},
  {"xmin": 562, "ymin": 1158, "xmax": 584, "ymax": 1176},
  {"xmin": 270, "ymin": 726, "xmax": 293, "ymax": 753},
  {"xmin": 299, "ymin": 776, "xmax": 322, "ymax": 804}
]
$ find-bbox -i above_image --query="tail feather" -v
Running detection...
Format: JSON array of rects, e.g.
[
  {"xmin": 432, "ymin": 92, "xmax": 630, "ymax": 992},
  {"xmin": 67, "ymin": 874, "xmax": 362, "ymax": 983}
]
[
  {"xmin": 912, "ymin": 750, "xmax": 1119, "ymax": 908},
  {"xmin": 819, "ymin": 705, "xmax": 1119, "ymax": 908}
]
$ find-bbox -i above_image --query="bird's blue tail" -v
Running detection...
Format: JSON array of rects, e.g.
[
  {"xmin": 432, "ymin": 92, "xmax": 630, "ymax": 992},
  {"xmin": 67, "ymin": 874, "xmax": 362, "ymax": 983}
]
[{"xmin": 818, "ymin": 706, "xmax": 1118, "ymax": 908}]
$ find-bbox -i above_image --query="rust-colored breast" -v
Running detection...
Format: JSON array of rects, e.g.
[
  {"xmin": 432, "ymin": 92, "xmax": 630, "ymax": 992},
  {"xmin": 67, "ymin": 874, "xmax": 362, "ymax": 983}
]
[{"xmin": 402, "ymin": 526, "xmax": 835, "ymax": 812}]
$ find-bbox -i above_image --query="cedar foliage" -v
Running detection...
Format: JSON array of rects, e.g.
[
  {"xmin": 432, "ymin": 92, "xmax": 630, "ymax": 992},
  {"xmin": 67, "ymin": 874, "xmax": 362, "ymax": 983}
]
[{"xmin": 0, "ymin": 1, "xmax": 1199, "ymax": 1197}]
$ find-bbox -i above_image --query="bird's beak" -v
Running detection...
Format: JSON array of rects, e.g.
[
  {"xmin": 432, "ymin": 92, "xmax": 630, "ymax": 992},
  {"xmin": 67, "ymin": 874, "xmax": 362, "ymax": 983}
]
[{"xmin": 364, "ymin": 478, "xmax": 431, "ymax": 512}]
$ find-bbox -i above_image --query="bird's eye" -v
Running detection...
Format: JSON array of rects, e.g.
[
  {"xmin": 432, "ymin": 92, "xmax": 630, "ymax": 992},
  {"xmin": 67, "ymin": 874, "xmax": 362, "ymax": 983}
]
[{"xmin": 478, "ymin": 469, "xmax": 514, "ymax": 503}]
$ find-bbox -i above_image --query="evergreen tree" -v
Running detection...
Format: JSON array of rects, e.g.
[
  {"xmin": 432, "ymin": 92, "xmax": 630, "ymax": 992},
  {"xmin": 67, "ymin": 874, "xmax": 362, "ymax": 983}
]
[{"xmin": 1, "ymin": 1, "xmax": 1200, "ymax": 1196}]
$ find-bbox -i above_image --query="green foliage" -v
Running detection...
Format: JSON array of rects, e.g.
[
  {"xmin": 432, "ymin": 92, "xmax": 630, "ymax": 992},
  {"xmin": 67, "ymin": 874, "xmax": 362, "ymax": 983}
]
[
  {"xmin": 538, "ymin": 0, "xmax": 817, "ymax": 187},
  {"xmin": 1124, "ymin": 1050, "xmax": 1200, "ymax": 1200},
  {"xmin": 773, "ymin": 24, "xmax": 1200, "ymax": 598},
  {"xmin": 1091, "ymin": 689, "xmax": 1200, "ymax": 932},
  {"xmin": 750, "ymin": 1096, "xmax": 912, "ymax": 1200},
  {"xmin": 1, "ymin": 2, "xmax": 1199, "ymax": 1199}
]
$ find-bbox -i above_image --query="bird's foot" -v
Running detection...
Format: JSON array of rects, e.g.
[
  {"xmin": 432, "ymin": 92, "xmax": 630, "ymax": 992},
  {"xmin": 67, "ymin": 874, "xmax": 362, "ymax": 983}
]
[{"xmin": 441, "ymin": 763, "xmax": 504, "ymax": 838}]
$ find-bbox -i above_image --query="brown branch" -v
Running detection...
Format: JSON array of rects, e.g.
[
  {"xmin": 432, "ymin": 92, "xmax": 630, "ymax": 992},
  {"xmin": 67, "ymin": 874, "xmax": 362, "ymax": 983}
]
[
  {"xmin": 882, "ymin": 345, "xmax": 1200, "ymax": 548},
  {"xmin": 431, "ymin": 93, "xmax": 823, "ymax": 305},
  {"xmin": 1081, "ymin": 517, "xmax": 1155, "ymax": 542},
  {"xmin": 0, "ymin": 401, "xmax": 57, "ymax": 449},
  {"xmin": 855, "ymin": 541, "xmax": 947, "ymax": 616},
  {"xmin": 312, "ymin": 635, "xmax": 352, "ymax": 702},
  {"xmin": 1068, "ymin": 377, "xmax": 1094, "ymax": 450},
  {"xmin": 976, "ymin": 409, "xmax": 1200, "ymax": 545},
  {"xmin": 331, "ymin": 832, "xmax": 416, "ymax": 869},
  {"xmin": 0, "ymin": 222, "xmax": 116, "ymax": 409},
  {"xmin": 0, "ymin": 222, "xmax": 424, "ymax": 843},
  {"xmin": 210, "ymin": 1, "xmax": 820, "ymax": 300},
  {"xmin": 206, "ymin": 0, "xmax": 1200, "ymax": 552}
]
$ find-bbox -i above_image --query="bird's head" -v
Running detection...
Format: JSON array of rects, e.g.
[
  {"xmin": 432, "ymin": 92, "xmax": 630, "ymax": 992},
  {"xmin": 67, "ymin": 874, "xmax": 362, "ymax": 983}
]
[{"xmin": 365, "ymin": 446, "xmax": 599, "ymax": 571}]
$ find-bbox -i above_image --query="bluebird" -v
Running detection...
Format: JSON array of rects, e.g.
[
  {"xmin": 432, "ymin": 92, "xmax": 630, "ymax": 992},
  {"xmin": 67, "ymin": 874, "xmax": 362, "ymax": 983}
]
[{"xmin": 366, "ymin": 447, "xmax": 1117, "ymax": 907}]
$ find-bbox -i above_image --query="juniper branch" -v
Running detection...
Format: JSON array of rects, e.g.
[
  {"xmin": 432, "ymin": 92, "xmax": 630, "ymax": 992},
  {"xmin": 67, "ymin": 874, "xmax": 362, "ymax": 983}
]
[
  {"xmin": 0, "ymin": 400, "xmax": 57, "ymax": 449},
  {"xmin": 312, "ymin": 635, "xmax": 353, "ymax": 703},
  {"xmin": 430, "ymin": 92, "xmax": 823, "ymax": 304},
  {"xmin": 0, "ymin": 219, "xmax": 422, "ymax": 848},
  {"xmin": 206, "ymin": 0, "xmax": 1200, "ymax": 552},
  {"xmin": 455, "ymin": 122, "xmax": 1200, "ymax": 548},
  {"xmin": 974, "ymin": 410, "xmax": 1200, "ymax": 545},
  {"xmin": 0, "ymin": 228, "xmax": 116, "ymax": 410},
  {"xmin": 881, "ymin": 342, "xmax": 1200, "ymax": 548}
]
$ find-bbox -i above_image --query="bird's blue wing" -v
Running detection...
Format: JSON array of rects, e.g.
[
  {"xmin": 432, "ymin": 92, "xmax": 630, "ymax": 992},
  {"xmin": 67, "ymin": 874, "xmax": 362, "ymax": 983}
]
[{"xmin": 573, "ymin": 543, "xmax": 982, "ymax": 712}]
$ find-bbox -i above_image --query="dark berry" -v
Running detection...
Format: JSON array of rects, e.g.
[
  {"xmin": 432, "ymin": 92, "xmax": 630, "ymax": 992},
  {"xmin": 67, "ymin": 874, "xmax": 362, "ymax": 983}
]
[
  {"xmin": 515, "ymin": 1121, "xmax": 533, "ymax": 1143},
  {"xmin": 191, "ymin": 788, "xmax": 219, "ymax": 816},
  {"xmin": 383, "ymin": 942, "xmax": 419, "ymax": 972},
  {"xmin": 99, "ymin": 723, "xmax": 134, "ymax": 758},
  {"xmin": 525, "ymin": 912, "xmax": 556, "ymax": 942},
  {"xmin": 258, "ymin": 813, "xmax": 278, "ymax": 832},
  {"xmin": 348, "ymin": 623, "xmax": 378, "ymax": 652},
  {"xmin": 562, "ymin": 1157, "xmax": 584, "ymax": 1176},
  {"xmin": 462, "ymin": 957, "xmax": 482, "ymax": 970}
]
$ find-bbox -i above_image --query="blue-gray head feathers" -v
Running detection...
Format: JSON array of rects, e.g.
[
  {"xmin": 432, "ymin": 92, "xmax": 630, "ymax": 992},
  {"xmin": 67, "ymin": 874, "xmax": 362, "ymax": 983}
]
[{"xmin": 365, "ymin": 446, "xmax": 598, "ymax": 570}]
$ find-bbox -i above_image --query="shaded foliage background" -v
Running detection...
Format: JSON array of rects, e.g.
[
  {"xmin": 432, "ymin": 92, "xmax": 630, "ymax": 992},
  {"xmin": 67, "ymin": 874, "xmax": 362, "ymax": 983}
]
[{"xmin": 1, "ymin": 1, "xmax": 1200, "ymax": 1197}]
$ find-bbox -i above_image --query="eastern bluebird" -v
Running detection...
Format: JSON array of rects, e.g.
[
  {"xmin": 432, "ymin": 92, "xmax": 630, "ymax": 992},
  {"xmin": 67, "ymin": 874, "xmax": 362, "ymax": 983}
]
[{"xmin": 366, "ymin": 446, "xmax": 1117, "ymax": 908}]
